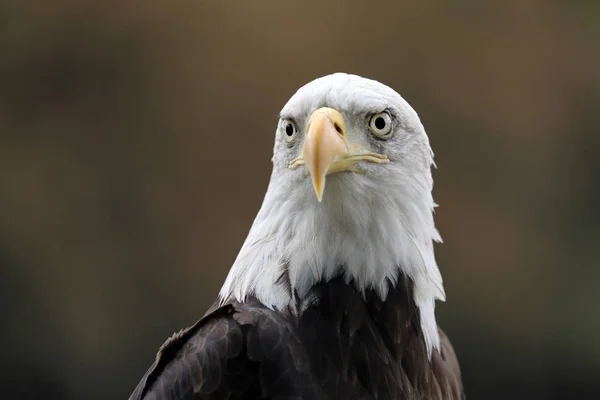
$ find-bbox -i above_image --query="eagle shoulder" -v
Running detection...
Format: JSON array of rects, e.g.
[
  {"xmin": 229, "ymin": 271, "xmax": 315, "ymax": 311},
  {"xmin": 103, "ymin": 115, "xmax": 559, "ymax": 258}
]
[
  {"xmin": 128, "ymin": 299, "xmax": 316, "ymax": 400},
  {"xmin": 128, "ymin": 303, "xmax": 255, "ymax": 400},
  {"xmin": 433, "ymin": 328, "xmax": 464, "ymax": 400}
]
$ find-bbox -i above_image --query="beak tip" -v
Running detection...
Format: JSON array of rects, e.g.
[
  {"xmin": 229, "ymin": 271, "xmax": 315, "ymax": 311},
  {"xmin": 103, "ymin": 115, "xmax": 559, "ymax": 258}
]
[
  {"xmin": 310, "ymin": 173, "xmax": 326, "ymax": 203},
  {"xmin": 314, "ymin": 186, "xmax": 324, "ymax": 203}
]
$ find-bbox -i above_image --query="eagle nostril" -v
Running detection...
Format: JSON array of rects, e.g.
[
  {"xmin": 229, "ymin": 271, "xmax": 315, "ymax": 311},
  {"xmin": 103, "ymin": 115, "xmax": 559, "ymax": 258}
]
[{"xmin": 334, "ymin": 122, "xmax": 343, "ymax": 135}]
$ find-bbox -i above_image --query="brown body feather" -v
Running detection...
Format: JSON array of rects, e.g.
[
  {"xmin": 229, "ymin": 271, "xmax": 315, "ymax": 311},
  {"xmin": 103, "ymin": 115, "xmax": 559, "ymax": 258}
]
[{"xmin": 129, "ymin": 275, "xmax": 463, "ymax": 400}]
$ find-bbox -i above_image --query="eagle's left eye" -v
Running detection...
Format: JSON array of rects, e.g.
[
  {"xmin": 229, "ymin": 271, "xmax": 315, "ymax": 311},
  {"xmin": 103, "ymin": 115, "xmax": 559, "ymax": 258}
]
[{"xmin": 368, "ymin": 111, "xmax": 393, "ymax": 139}]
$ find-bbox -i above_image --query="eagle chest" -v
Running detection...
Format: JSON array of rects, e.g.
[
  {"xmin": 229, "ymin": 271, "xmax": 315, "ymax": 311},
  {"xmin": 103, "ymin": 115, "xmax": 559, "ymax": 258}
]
[{"xmin": 236, "ymin": 293, "xmax": 417, "ymax": 400}]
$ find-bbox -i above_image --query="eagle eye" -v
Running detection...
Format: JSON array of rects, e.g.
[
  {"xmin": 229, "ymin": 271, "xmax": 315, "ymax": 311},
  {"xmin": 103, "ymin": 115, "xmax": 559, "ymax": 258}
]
[
  {"xmin": 281, "ymin": 119, "xmax": 298, "ymax": 143},
  {"xmin": 368, "ymin": 111, "xmax": 393, "ymax": 139}
]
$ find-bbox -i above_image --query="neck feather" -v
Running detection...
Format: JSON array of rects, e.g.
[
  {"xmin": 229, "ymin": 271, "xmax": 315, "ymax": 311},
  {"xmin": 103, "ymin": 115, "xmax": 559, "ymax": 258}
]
[{"xmin": 219, "ymin": 171, "xmax": 444, "ymax": 356}]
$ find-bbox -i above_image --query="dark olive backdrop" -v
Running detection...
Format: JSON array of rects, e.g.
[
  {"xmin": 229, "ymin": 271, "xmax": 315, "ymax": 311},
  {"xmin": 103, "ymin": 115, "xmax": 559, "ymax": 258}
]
[{"xmin": 1, "ymin": 0, "xmax": 599, "ymax": 399}]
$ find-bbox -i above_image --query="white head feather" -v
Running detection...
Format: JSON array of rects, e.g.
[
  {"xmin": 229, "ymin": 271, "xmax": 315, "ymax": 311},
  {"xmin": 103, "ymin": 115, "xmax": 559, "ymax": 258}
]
[{"xmin": 219, "ymin": 73, "xmax": 445, "ymax": 357}]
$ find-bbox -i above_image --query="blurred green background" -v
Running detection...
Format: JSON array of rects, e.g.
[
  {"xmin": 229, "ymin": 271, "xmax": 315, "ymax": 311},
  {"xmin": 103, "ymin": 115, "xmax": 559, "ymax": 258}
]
[{"xmin": 1, "ymin": 0, "xmax": 599, "ymax": 399}]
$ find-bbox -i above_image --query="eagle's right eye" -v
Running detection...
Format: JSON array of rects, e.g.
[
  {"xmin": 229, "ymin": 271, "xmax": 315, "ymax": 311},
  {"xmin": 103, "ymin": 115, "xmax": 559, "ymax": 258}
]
[{"xmin": 282, "ymin": 119, "xmax": 298, "ymax": 143}]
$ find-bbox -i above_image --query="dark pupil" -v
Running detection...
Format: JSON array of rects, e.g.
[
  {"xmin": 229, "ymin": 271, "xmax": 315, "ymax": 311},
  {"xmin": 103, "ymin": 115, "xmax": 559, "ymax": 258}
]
[
  {"xmin": 285, "ymin": 123, "xmax": 294, "ymax": 136},
  {"xmin": 374, "ymin": 117, "xmax": 386, "ymax": 130}
]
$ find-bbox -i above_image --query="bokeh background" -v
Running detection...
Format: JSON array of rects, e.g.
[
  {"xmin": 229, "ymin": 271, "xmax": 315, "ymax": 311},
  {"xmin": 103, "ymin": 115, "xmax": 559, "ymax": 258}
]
[{"xmin": 1, "ymin": 0, "xmax": 599, "ymax": 399}]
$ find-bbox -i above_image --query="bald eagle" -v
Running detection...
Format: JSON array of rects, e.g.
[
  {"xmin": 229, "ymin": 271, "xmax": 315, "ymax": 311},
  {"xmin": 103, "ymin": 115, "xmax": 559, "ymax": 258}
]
[{"xmin": 129, "ymin": 73, "xmax": 464, "ymax": 400}]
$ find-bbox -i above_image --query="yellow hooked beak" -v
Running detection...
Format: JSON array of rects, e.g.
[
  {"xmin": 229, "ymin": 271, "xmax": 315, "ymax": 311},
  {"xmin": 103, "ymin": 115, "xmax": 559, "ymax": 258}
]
[{"xmin": 288, "ymin": 107, "xmax": 389, "ymax": 202}]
